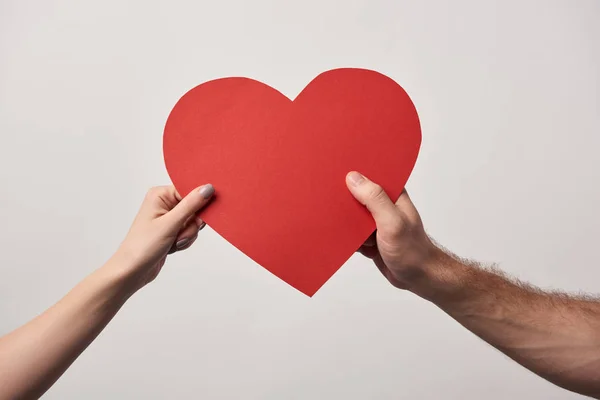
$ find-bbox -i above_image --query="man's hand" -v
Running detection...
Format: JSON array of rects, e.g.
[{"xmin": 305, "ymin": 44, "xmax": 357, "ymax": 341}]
[
  {"xmin": 346, "ymin": 170, "xmax": 600, "ymax": 399},
  {"xmin": 345, "ymin": 171, "xmax": 438, "ymax": 291},
  {"xmin": 114, "ymin": 184, "xmax": 215, "ymax": 291}
]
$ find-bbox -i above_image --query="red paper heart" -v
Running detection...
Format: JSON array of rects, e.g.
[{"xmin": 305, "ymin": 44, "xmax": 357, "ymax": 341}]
[{"xmin": 163, "ymin": 68, "xmax": 421, "ymax": 296}]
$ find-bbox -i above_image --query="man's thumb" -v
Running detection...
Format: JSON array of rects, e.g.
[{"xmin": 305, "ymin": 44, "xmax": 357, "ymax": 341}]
[
  {"xmin": 164, "ymin": 184, "xmax": 214, "ymax": 230},
  {"xmin": 346, "ymin": 172, "xmax": 399, "ymax": 230}
]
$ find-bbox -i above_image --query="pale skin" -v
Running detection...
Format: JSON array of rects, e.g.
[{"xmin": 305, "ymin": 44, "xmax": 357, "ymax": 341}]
[
  {"xmin": 0, "ymin": 173, "xmax": 599, "ymax": 399},
  {"xmin": 0, "ymin": 184, "xmax": 215, "ymax": 400}
]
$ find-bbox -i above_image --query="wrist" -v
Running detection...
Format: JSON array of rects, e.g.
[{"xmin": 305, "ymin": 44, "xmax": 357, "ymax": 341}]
[
  {"xmin": 403, "ymin": 244, "xmax": 472, "ymax": 304},
  {"xmin": 98, "ymin": 252, "xmax": 147, "ymax": 300}
]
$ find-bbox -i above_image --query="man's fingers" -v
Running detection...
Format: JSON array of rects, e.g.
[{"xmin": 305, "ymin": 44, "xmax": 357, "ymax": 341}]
[
  {"xmin": 162, "ymin": 184, "xmax": 214, "ymax": 233},
  {"xmin": 346, "ymin": 172, "xmax": 401, "ymax": 233},
  {"xmin": 357, "ymin": 245, "xmax": 378, "ymax": 259},
  {"xmin": 363, "ymin": 232, "xmax": 377, "ymax": 247}
]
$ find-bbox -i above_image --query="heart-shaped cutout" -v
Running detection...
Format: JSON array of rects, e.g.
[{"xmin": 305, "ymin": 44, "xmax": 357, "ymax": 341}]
[{"xmin": 163, "ymin": 68, "xmax": 421, "ymax": 296}]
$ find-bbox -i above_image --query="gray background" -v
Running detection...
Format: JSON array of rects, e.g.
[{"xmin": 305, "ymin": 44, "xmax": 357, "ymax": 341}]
[{"xmin": 1, "ymin": 0, "xmax": 599, "ymax": 398}]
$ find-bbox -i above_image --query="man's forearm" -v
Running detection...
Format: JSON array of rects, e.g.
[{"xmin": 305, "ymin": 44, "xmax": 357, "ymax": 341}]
[
  {"xmin": 410, "ymin": 247, "xmax": 600, "ymax": 398},
  {"xmin": 0, "ymin": 258, "xmax": 135, "ymax": 400}
]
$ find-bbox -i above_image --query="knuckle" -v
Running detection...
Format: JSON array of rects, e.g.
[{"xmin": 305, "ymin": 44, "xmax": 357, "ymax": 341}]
[
  {"xmin": 368, "ymin": 184, "xmax": 386, "ymax": 202},
  {"xmin": 365, "ymin": 184, "xmax": 390, "ymax": 213},
  {"xmin": 146, "ymin": 187, "xmax": 159, "ymax": 197},
  {"xmin": 146, "ymin": 186, "xmax": 167, "ymax": 198},
  {"xmin": 376, "ymin": 212, "xmax": 406, "ymax": 241},
  {"xmin": 387, "ymin": 217, "xmax": 406, "ymax": 238}
]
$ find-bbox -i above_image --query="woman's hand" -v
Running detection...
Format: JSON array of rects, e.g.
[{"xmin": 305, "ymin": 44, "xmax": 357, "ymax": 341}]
[
  {"xmin": 0, "ymin": 183, "xmax": 215, "ymax": 400},
  {"xmin": 113, "ymin": 184, "xmax": 214, "ymax": 292}
]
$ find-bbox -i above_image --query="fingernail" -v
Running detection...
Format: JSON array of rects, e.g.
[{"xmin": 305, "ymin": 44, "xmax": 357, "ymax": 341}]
[
  {"xmin": 347, "ymin": 172, "xmax": 365, "ymax": 187},
  {"xmin": 199, "ymin": 184, "xmax": 214, "ymax": 199},
  {"xmin": 176, "ymin": 238, "xmax": 191, "ymax": 250},
  {"xmin": 198, "ymin": 221, "xmax": 206, "ymax": 231}
]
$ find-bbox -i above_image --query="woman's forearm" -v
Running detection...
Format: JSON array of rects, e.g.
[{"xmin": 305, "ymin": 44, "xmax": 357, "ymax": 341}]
[
  {"xmin": 412, "ymin": 248, "xmax": 600, "ymax": 398},
  {"xmin": 0, "ymin": 185, "xmax": 212, "ymax": 400},
  {"xmin": 0, "ymin": 256, "xmax": 135, "ymax": 400}
]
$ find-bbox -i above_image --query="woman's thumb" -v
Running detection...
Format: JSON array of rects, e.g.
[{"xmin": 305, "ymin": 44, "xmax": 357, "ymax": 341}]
[{"xmin": 163, "ymin": 184, "xmax": 214, "ymax": 231}]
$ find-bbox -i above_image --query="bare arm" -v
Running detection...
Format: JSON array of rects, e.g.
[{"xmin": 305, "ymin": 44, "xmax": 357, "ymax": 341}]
[
  {"xmin": 0, "ymin": 260, "xmax": 132, "ymax": 400},
  {"xmin": 346, "ymin": 171, "xmax": 600, "ymax": 398},
  {"xmin": 414, "ymin": 249, "xmax": 600, "ymax": 397},
  {"xmin": 0, "ymin": 184, "xmax": 214, "ymax": 400}
]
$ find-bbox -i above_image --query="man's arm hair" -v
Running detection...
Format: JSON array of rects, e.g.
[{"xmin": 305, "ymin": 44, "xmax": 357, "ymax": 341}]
[{"xmin": 412, "ymin": 245, "xmax": 600, "ymax": 398}]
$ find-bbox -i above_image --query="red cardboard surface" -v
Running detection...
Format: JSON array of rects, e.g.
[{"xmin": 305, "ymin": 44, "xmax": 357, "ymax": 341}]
[{"xmin": 163, "ymin": 68, "xmax": 421, "ymax": 296}]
